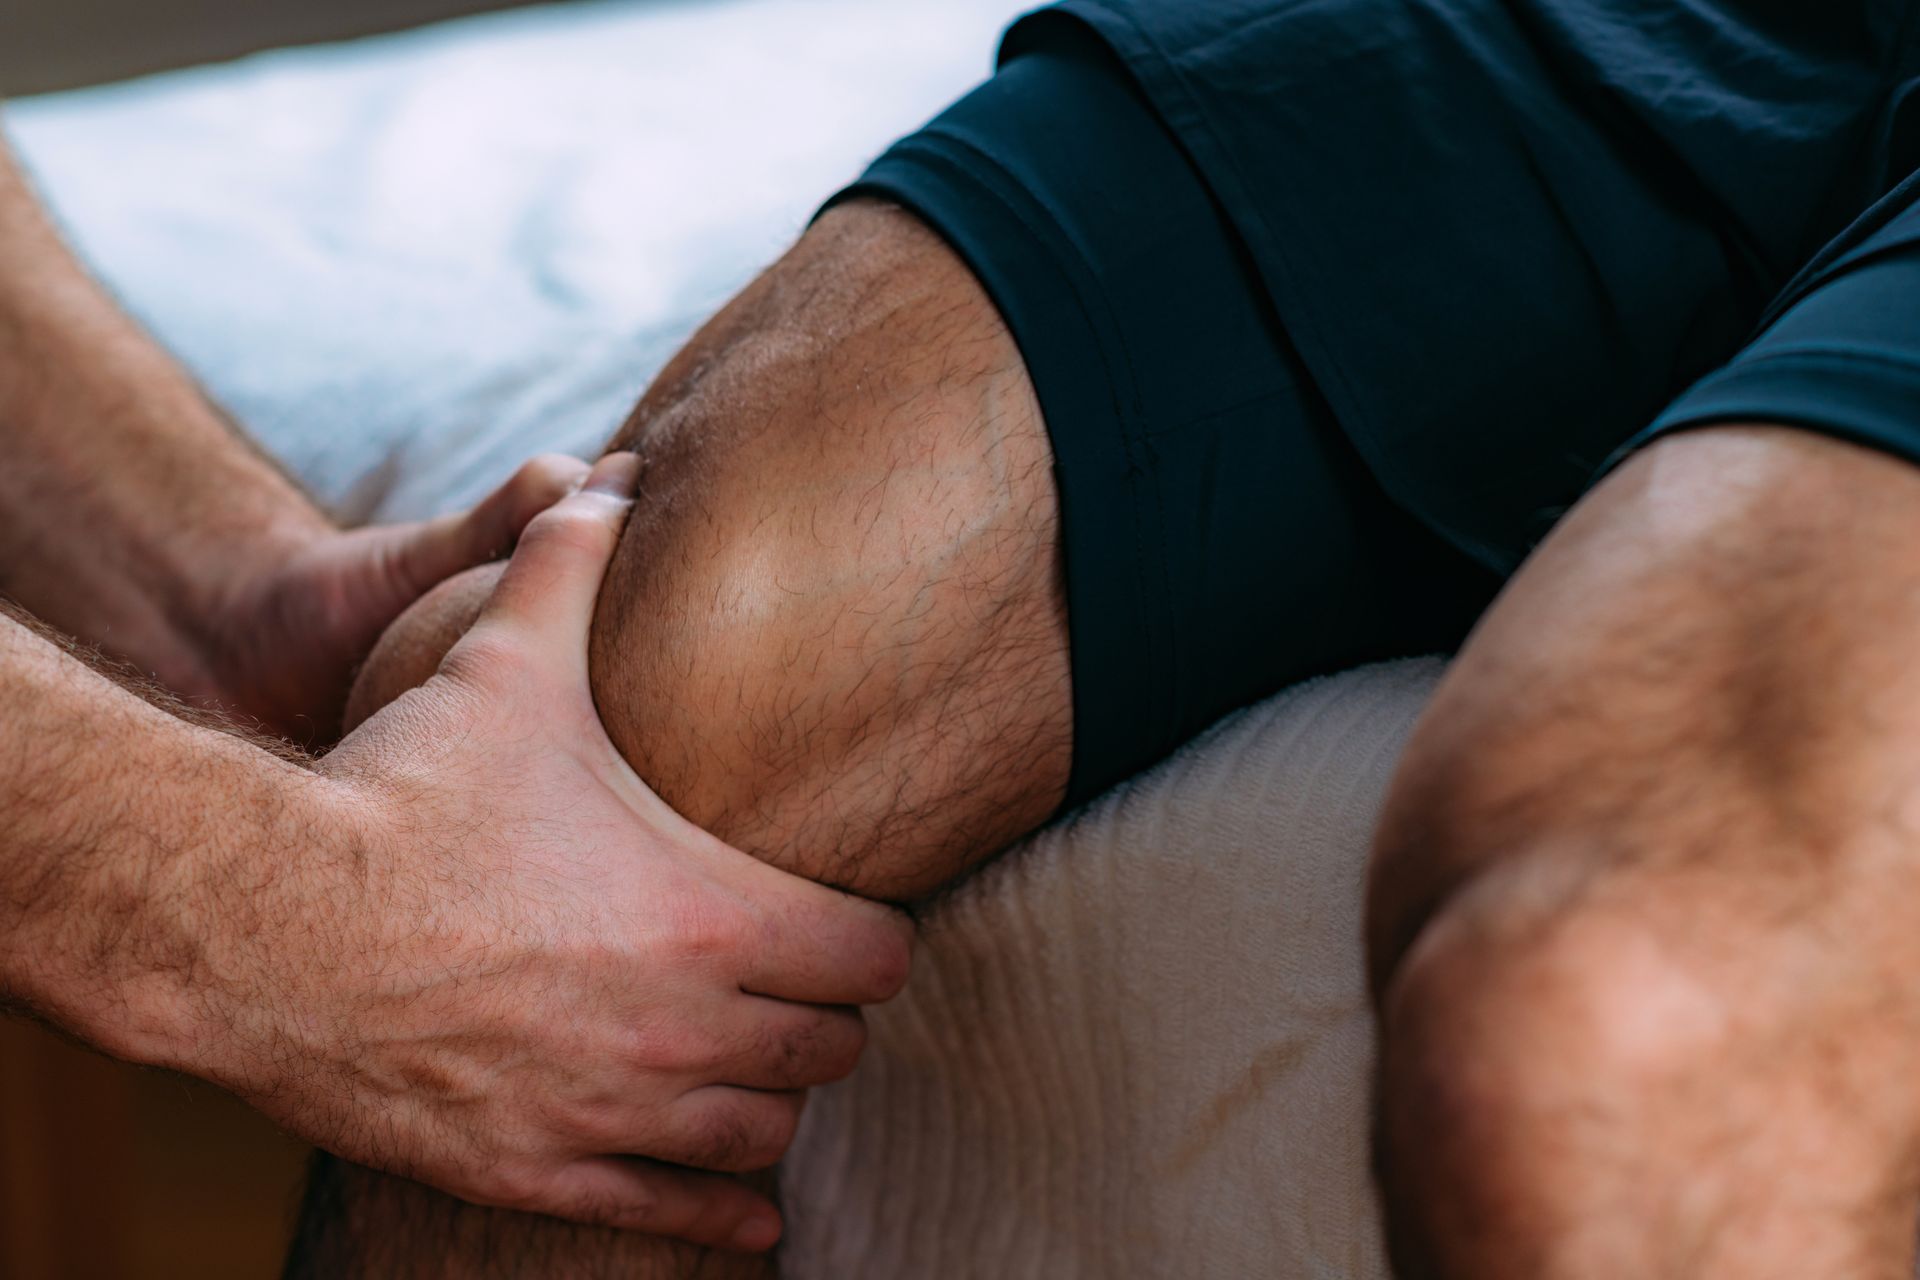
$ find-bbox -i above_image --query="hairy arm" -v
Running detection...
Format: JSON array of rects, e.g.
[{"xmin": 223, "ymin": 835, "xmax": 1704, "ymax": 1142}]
[
  {"xmin": 5, "ymin": 463, "xmax": 909, "ymax": 1250},
  {"xmin": 0, "ymin": 601, "xmax": 329, "ymax": 1064},
  {"xmin": 0, "ymin": 130, "xmax": 326, "ymax": 694},
  {"xmin": 0, "ymin": 123, "xmax": 589, "ymax": 737}
]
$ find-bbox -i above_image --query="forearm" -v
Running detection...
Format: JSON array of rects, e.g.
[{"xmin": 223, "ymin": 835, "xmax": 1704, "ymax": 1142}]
[
  {"xmin": 0, "ymin": 603, "xmax": 332, "ymax": 1073},
  {"xmin": 0, "ymin": 127, "xmax": 329, "ymax": 684}
]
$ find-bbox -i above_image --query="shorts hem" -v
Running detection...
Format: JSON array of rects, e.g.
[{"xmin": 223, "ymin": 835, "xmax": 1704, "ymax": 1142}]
[
  {"xmin": 828, "ymin": 139, "xmax": 1180, "ymax": 810},
  {"xmin": 1605, "ymin": 347, "xmax": 1920, "ymax": 476}
]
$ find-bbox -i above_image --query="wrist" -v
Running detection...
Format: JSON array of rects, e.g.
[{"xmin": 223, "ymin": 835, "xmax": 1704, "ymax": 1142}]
[
  {"xmin": 58, "ymin": 753, "xmax": 350, "ymax": 1086},
  {"xmin": 180, "ymin": 513, "xmax": 331, "ymax": 662},
  {"xmin": 0, "ymin": 319, "xmax": 334, "ymax": 678}
]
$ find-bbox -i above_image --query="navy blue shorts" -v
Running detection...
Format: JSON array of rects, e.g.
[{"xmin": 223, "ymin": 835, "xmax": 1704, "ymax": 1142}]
[
  {"xmin": 831, "ymin": 0, "xmax": 1920, "ymax": 806},
  {"xmin": 1629, "ymin": 173, "xmax": 1920, "ymax": 466}
]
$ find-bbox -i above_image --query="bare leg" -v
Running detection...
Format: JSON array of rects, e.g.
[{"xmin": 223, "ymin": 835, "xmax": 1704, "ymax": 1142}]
[
  {"xmin": 286, "ymin": 201, "xmax": 1071, "ymax": 1276},
  {"xmin": 588, "ymin": 200, "xmax": 1071, "ymax": 900},
  {"xmin": 1368, "ymin": 426, "xmax": 1920, "ymax": 1277}
]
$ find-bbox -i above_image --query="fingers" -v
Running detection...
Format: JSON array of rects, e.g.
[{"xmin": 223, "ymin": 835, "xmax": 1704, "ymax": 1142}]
[
  {"xmin": 454, "ymin": 452, "xmax": 643, "ymax": 668},
  {"xmin": 735, "ymin": 867, "xmax": 916, "ymax": 1006},
  {"xmin": 472, "ymin": 453, "xmax": 597, "ymax": 552},
  {"xmin": 396, "ymin": 453, "xmax": 592, "ymax": 597},
  {"xmin": 528, "ymin": 1156, "xmax": 783, "ymax": 1251},
  {"xmin": 651, "ymin": 1086, "xmax": 810, "ymax": 1173},
  {"xmin": 715, "ymin": 997, "xmax": 869, "ymax": 1091}
]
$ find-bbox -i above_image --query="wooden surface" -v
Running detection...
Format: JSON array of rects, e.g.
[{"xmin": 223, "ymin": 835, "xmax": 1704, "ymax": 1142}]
[{"xmin": 0, "ymin": 1015, "xmax": 310, "ymax": 1279}]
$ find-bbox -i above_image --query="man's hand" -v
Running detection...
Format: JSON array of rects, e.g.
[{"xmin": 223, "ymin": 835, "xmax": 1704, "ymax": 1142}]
[
  {"xmin": 199, "ymin": 453, "xmax": 591, "ymax": 741},
  {"xmin": 0, "ymin": 451, "xmax": 911, "ymax": 1252},
  {"xmin": 0, "ymin": 128, "xmax": 584, "ymax": 740},
  {"xmin": 0, "ymin": 130, "xmax": 910, "ymax": 1249},
  {"xmin": 169, "ymin": 454, "xmax": 913, "ymax": 1248}
]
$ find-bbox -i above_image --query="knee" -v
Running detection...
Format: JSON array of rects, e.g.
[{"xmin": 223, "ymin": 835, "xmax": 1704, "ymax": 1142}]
[
  {"xmin": 1370, "ymin": 858, "xmax": 1739, "ymax": 1272},
  {"xmin": 583, "ymin": 376, "xmax": 1065, "ymax": 899},
  {"xmin": 1375, "ymin": 849, "xmax": 1729, "ymax": 1141},
  {"xmin": 1365, "ymin": 695, "xmax": 1725, "ymax": 1263},
  {"xmin": 582, "ymin": 214, "xmax": 1068, "ymax": 897},
  {"xmin": 1369, "ymin": 721, "xmax": 1724, "ymax": 1125},
  {"xmin": 1362, "ymin": 691, "xmax": 1920, "ymax": 1271},
  {"xmin": 1363, "ymin": 696, "xmax": 1743, "ymax": 1229}
]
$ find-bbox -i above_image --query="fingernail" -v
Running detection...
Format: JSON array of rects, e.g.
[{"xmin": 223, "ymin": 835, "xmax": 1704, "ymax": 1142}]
[{"xmin": 730, "ymin": 1210, "xmax": 783, "ymax": 1253}]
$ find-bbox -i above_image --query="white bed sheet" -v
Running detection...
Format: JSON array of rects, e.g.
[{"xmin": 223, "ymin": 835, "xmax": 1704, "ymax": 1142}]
[
  {"xmin": 11, "ymin": 5, "xmax": 1415, "ymax": 1275},
  {"xmin": 11, "ymin": 0, "xmax": 1026, "ymax": 522}
]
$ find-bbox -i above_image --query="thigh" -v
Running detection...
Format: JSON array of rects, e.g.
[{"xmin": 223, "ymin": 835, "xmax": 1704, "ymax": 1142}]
[
  {"xmin": 1369, "ymin": 423, "xmax": 1920, "ymax": 981},
  {"xmin": 843, "ymin": 27, "xmax": 1500, "ymax": 804},
  {"xmin": 1012, "ymin": 0, "xmax": 1920, "ymax": 579},
  {"xmin": 1363, "ymin": 423, "xmax": 1920, "ymax": 1276},
  {"xmin": 1372, "ymin": 180, "xmax": 1920, "ymax": 969},
  {"xmin": 584, "ymin": 196, "xmax": 1499, "ymax": 900}
]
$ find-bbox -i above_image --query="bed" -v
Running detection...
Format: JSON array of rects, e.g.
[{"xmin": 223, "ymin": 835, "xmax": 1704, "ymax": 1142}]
[{"xmin": 10, "ymin": 3, "xmax": 1427, "ymax": 1273}]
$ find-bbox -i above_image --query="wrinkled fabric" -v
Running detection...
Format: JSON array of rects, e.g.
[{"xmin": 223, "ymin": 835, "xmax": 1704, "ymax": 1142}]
[
  {"xmin": 1633, "ymin": 171, "xmax": 1920, "ymax": 461},
  {"xmin": 1021, "ymin": 0, "xmax": 1920, "ymax": 569}
]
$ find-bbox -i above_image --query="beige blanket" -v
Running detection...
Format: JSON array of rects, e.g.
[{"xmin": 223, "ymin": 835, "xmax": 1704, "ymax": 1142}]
[{"xmin": 784, "ymin": 659, "xmax": 1444, "ymax": 1279}]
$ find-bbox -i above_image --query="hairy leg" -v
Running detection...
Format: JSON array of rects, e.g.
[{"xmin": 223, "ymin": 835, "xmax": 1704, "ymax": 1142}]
[
  {"xmin": 1367, "ymin": 426, "xmax": 1920, "ymax": 1277},
  {"xmin": 287, "ymin": 201, "xmax": 1071, "ymax": 1276},
  {"xmin": 587, "ymin": 200, "xmax": 1071, "ymax": 899}
]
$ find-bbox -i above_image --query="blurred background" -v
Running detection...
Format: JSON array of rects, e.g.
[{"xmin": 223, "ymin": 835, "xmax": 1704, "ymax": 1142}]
[
  {"xmin": 2, "ymin": 9, "xmax": 578, "ymax": 1276},
  {"xmin": 0, "ymin": 1018, "xmax": 308, "ymax": 1277},
  {"xmin": 2, "ymin": 0, "xmax": 544, "ymax": 94}
]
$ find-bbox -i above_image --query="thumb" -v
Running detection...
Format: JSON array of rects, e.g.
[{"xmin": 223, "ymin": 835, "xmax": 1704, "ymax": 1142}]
[
  {"xmin": 453, "ymin": 452, "xmax": 643, "ymax": 670},
  {"xmin": 390, "ymin": 453, "xmax": 593, "ymax": 601}
]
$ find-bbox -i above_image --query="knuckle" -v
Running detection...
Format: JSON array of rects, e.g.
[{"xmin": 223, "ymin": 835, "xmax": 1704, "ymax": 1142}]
[
  {"xmin": 559, "ymin": 1180, "xmax": 633, "ymax": 1229},
  {"xmin": 523, "ymin": 503, "xmax": 616, "ymax": 556},
  {"xmin": 601, "ymin": 1179, "xmax": 660, "ymax": 1231},
  {"xmin": 437, "ymin": 631, "xmax": 529, "ymax": 690},
  {"xmin": 695, "ymin": 1100, "xmax": 792, "ymax": 1172},
  {"xmin": 670, "ymin": 894, "xmax": 752, "ymax": 965},
  {"xmin": 628, "ymin": 1020, "xmax": 708, "ymax": 1074},
  {"xmin": 553, "ymin": 1095, "xmax": 618, "ymax": 1146},
  {"xmin": 765, "ymin": 1013, "xmax": 862, "ymax": 1087},
  {"xmin": 818, "ymin": 1014, "xmax": 869, "ymax": 1083},
  {"xmin": 691, "ymin": 1107, "xmax": 753, "ymax": 1171}
]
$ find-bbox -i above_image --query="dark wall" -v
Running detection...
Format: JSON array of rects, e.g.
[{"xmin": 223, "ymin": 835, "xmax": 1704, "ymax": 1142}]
[{"xmin": 2, "ymin": 0, "xmax": 560, "ymax": 95}]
